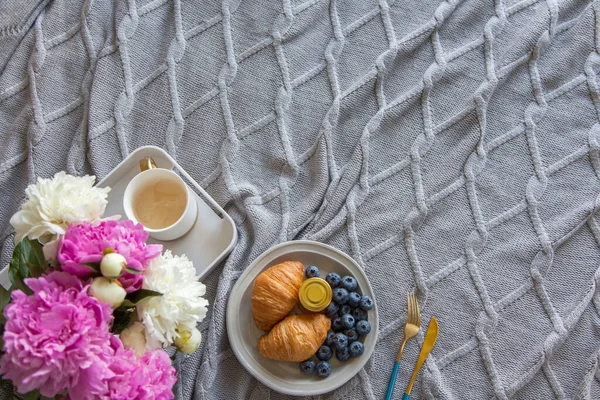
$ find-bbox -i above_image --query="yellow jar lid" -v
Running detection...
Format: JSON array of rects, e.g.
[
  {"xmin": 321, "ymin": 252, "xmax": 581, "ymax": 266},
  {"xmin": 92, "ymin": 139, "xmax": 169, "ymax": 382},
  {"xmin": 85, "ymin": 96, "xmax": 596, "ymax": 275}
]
[{"xmin": 299, "ymin": 278, "xmax": 332, "ymax": 312}]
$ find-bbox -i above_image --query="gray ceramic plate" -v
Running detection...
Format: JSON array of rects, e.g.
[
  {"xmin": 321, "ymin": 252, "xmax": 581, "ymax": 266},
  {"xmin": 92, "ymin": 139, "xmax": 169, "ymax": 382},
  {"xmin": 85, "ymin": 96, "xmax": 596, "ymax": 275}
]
[{"xmin": 226, "ymin": 240, "xmax": 378, "ymax": 396}]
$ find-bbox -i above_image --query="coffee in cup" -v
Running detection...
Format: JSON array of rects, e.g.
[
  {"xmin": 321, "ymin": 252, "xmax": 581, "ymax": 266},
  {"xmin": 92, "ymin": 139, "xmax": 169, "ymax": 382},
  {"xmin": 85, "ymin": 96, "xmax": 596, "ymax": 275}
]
[
  {"xmin": 123, "ymin": 163, "xmax": 197, "ymax": 241},
  {"xmin": 133, "ymin": 178, "xmax": 187, "ymax": 229}
]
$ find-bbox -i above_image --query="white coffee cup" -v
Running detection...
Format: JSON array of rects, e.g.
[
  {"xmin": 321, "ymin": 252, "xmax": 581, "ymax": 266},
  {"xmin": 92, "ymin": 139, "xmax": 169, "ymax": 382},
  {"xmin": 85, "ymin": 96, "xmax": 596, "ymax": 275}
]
[{"xmin": 123, "ymin": 168, "xmax": 197, "ymax": 241}]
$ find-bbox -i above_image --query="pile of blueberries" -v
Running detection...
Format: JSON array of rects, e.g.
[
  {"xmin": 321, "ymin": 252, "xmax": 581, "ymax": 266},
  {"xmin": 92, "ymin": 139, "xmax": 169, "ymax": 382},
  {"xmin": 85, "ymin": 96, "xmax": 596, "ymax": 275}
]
[{"xmin": 299, "ymin": 266, "xmax": 374, "ymax": 378}]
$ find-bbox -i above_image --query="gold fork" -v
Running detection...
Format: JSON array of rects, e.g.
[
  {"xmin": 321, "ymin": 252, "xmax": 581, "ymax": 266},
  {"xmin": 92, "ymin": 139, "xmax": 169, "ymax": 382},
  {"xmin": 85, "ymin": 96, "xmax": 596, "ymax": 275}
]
[{"xmin": 384, "ymin": 293, "xmax": 421, "ymax": 400}]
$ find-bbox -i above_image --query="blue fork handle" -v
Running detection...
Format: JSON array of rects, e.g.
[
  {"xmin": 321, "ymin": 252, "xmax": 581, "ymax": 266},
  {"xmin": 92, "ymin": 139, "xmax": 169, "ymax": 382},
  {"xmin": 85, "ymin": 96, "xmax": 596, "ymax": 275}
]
[
  {"xmin": 402, "ymin": 394, "xmax": 410, "ymax": 400},
  {"xmin": 385, "ymin": 361, "xmax": 401, "ymax": 400}
]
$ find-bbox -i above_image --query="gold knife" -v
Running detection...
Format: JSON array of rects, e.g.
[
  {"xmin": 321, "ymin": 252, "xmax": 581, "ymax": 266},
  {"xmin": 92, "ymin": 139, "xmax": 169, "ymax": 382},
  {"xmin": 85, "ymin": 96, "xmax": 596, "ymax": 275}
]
[{"xmin": 402, "ymin": 316, "xmax": 438, "ymax": 400}]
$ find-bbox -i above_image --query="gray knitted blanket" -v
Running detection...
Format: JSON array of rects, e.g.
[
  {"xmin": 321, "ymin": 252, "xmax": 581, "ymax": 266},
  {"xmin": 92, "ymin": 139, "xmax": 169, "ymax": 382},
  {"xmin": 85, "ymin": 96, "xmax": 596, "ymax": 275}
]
[{"xmin": 2, "ymin": 0, "xmax": 600, "ymax": 398}]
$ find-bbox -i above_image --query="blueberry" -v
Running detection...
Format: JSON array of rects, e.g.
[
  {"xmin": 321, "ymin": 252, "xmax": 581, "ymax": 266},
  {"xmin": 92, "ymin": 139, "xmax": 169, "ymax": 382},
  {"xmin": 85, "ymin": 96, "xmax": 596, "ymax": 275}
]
[
  {"xmin": 359, "ymin": 295, "xmax": 374, "ymax": 311},
  {"xmin": 305, "ymin": 266, "xmax": 320, "ymax": 278},
  {"xmin": 341, "ymin": 276, "xmax": 358, "ymax": 292},
  {"xmin": 332, "ymin": 317, "xmax": 344, "ymax": 332},
  {"xmin": 345, "ymin": 329, "xmax": 359, "ymax": 344},
  {"xmin": 341, "ymin": 314, "xmax": 355, "ymax": 330},
  {"xmin": 352, "ymin": 308, "xmax": 368, "ymax": 322},
  {"xmin": 340, "ymin": 305, "xmax": 352, "ymax": 316},
  {"xmin": 332, "ymin": 333, "xmax": 348, "ymax": 350},
  {"xmin": 317, "ymin": 345, "xmax": 333, "ymax": 361},
  {"xmin": 356, "ymin": 320, "xmax": 371, "ymax": 336},
  {"xmin": 336, "ymin": 347, "xmax": 350, "ymax": 362},
  {"xmin": 316, "ymin": 361, "xmax": 331, "ymax": 378},
  {"xmin": 332, "ymin": 288, "xmax": 349, "ymax": 305},
  {"xmin": 349, "ymin": 341, "xmax": 365, "ymax": 357},
  {"xmin": 325, "ymin": 302, "xmax": 339, "ymax": 318},
  {"xmin": 326, "ymin": 331, "xmax": 336, "ymax": 347},
  {"xmin": 300, "ymin": 360, "xmax": 316, "ymax": 375},
  {"xmin": 325, "ymin": 272, "xmax": 342, "ymax": 288},
  {"xmin": 347, "ymin": 292, "xmax": 361, "ymax": 308}
]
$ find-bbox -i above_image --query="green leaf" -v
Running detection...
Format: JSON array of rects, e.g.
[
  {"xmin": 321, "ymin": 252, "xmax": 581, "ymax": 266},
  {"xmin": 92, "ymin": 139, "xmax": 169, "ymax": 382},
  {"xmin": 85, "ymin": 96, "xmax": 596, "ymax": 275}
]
[
  {"xmin": 8, "ymin": 261, "xmax": 30, "ymax": 295},
  {"xmin": 125, "ymin": 266, "xmax": 141, "ymax": 274},
  {"xmin": 0, "ymin": 285, "xmax": 10, "ymax": 308},
  {"xmin": 125, "ymin": 289, "xmax": 162, "ymax": 305},
  {"xmin": 81, "ymin": 262, "xmax": 101, "ymax": 274},
  {"xmin": 118, "ymin": 299, "xmax": 136, "ymax": 309},
  {"xmin": 0, "ymin": 285, "xmax": 10, "ymax": 325},
  {"xmin": 111, "ymin": 308, "xmax": 135, "ymax": 334},
  {"xmin": 27, "ymin": 240, "xmax": 46, "ymax": 278},
  {"xmin": 8, "ymin": 238, "xmax": 50, "ymax": 294},
  {"xmin": 23, "ymin": 389, "xmax": 40, "ymax": 400},
  {"xmin": 116, "ymin": 289, "xmax": 163, "ymax": 311}
]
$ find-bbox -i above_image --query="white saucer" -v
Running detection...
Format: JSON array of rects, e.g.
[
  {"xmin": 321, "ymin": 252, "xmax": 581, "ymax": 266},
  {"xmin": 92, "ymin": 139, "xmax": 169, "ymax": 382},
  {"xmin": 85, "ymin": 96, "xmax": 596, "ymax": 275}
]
[{"xmin": 226, "ymin": 240, "xmax": 378, "ymax": 396}]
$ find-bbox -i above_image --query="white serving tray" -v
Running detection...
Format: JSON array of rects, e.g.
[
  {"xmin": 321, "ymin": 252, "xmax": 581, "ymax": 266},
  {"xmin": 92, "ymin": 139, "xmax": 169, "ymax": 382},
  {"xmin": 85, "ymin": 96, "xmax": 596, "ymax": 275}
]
[
  {"xmin": 0, "ymin": 145, "xmax": 237, "ymax": 288},
  {"xmin": 98, "ymin": 146, "xmax": 237, "ymax": 280}
]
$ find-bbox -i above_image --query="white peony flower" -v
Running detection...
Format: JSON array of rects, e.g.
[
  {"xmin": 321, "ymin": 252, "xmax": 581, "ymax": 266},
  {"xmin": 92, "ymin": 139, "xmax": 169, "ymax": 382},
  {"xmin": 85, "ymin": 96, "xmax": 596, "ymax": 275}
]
[
  {"xmin": 137, "ymin": 250, "xmax": 209, "ymax": 347},
  {"xmin": 10, "ymin": 172, "xmax": 110, "ymax": 244}
]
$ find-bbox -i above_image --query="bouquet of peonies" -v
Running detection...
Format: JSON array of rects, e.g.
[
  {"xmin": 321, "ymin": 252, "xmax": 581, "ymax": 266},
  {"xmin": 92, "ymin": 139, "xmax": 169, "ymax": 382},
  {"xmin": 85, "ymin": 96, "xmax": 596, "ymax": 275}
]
[{"xmin": 0, "ymin": 172, "xmax": 209, "ymax": 399}]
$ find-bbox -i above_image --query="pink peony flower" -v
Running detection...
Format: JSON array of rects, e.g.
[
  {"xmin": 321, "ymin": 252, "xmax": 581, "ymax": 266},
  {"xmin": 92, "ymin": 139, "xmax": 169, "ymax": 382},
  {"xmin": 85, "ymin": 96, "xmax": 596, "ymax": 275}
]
[
  {"xmin": 103, "ymin": 337, "xmax": 176, "ymax": 400},
  {"xmin": 0, "ymin": 272, "xmax": 115, "ymax": 398},
  {"xmin": 57, "ymin": 220, "xmax": 162, "ymax": 292}
]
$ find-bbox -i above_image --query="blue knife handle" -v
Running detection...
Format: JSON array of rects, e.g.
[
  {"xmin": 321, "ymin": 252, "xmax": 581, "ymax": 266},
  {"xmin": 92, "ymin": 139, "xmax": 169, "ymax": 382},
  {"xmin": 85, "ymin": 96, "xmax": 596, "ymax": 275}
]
[
  {"xmin": 402, "ymin": 393, "xmax": 410, "ymax": 400},
  {"xmin": 385, "ymin": 361, "xmax": 401, "ymax": 400}
]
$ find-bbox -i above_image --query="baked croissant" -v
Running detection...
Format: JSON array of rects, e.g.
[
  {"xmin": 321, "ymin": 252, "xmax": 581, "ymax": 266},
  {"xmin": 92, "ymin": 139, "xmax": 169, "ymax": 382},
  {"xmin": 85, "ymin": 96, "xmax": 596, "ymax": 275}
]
[
  {"xmin": 258, "ymin": 314, "xmax": 331, "ymax": 362},
  {"xmin": 251, "ymin": 261, "xmax": 304, "ymax": 331}
]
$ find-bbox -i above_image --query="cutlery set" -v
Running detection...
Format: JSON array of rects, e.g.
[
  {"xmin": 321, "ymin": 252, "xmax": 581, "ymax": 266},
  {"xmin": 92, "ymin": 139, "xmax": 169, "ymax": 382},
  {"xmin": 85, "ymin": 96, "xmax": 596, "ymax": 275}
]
[{"xmin": 385, "ymin": 293, "xmax": 438, "ymax": 400}]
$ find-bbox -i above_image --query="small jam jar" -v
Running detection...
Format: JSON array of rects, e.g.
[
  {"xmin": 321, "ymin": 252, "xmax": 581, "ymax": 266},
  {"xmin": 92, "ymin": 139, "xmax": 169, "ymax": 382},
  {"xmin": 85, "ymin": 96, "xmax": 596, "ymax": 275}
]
[{"xmin": 299, "ymin": 278, "xmax": 332, "ymax": 312}]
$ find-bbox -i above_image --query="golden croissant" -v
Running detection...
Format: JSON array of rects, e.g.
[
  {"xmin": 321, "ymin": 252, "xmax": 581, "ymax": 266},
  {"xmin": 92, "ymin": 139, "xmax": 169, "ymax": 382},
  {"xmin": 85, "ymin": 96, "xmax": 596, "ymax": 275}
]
[
  {"xmin": 258, "ymin": 314, "xmax": 331, "ymax": 362},
  {"xmin": 251, "ymin": 261, "xmax": 304, "ymax": 331}
]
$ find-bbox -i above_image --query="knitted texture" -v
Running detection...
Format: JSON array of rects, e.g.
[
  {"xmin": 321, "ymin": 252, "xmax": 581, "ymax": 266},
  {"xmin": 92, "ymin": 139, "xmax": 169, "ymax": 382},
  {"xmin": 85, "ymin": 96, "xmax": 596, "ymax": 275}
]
[{"xmin": 2, "ymin": 0, "xmax": 600, "ymax": 399}]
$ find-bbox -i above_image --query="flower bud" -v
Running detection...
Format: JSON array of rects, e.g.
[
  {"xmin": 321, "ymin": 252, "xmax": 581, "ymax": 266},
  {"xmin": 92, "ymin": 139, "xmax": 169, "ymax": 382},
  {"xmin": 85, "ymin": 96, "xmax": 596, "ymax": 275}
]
[
  {"xmin": 100, "ymin": 252, "xmax": 127, "ymax": 278},
  {"xmin": 174, "ymin": 326, "xmax": 202, "ymax": 354},
  {"xmin": 42, "ymin": 238, "xmax": 60, "ymax": 264},
  {"xmin": 90, "ymin": 277, "xmax": 126, "ymax": 308},
  {"xmin": 120, "ymin": 322, "xmax": 147, "ymax": 356}
]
